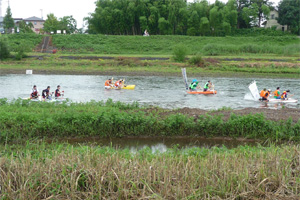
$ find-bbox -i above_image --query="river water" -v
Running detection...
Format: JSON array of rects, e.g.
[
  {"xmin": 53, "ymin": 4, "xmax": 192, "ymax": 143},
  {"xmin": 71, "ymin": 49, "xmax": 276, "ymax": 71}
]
[
  {"xmin": 52, "ymin": 137, "xmax": 259, "ymax": 152},
  {"xmin": 1, "ymin": 74, "xmax": 299, "ymax": 109}
]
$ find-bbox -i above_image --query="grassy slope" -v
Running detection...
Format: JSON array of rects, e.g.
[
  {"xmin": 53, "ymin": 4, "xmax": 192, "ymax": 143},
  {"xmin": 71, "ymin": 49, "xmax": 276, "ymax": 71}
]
[{"xmin": 49, "ymin": 35, "xmax": 300, "ymax": 55}]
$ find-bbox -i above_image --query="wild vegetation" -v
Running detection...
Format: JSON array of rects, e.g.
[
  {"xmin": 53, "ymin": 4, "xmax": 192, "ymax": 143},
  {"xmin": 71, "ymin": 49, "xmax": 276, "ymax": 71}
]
[
  {"xmin": 50, "ymin": 34, "xmax": 300, "ymax": 55},
  {"xmin": 0, "ymin": 99, "xmax": 300, "ymax": 142},
  {"xmin": 1, "ymin": 142, "xmax": 300, "ymax": 199}
]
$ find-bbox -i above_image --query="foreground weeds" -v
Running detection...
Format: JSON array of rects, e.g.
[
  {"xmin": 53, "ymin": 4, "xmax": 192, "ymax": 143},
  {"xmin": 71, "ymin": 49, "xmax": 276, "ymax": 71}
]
[
  {"xmin": 0, "ymin": 142, "xmax": 300, "ymax": 199},
  {"xmin": 0, "ymin": 99, "xmax": 300, "ymax": 141}
]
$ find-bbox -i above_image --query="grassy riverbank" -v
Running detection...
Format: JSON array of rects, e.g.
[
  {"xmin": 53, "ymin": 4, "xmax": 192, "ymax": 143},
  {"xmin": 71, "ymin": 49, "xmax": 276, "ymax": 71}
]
[
  {"xmin": 5, "ymin": 34, "xmax": 300, "ymax": 56},
  {"xmin": 1, "ymin": 54, "xmax": 300, "ymax": 78},
  {"xmin": 1, "ymin": 142, "xmax": 300, "ymax": 199},
  {"xmin": 1, "ymin": 99, "xmax": 300, "ymax": 142},
  {"xmin": 50, "ymin": 35, "xmax": 300, "ymax": 56}
]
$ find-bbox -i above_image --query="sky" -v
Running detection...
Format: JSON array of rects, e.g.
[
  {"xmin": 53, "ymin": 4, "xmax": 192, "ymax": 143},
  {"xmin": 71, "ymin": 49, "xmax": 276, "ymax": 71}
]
[{"xmin": 0, "ymin": 0, "xmax": 281, "ymax": 28}]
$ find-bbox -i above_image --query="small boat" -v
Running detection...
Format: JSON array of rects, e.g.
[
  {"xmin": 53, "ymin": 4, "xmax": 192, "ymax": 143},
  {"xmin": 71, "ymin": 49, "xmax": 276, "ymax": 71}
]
[
  {"xmin": 187, "ymin": 90, "xmax": 217, "ymax": 94},
  {"xmin": 105, "ymin": 85, "xmax": 136, "ymax": 90},
  {"xmin": 261, "ymin": 98, "xmax": 298, "ymax": 103},
  {"xmin": 122, "ymin": 85, "xmax": 135, "ymax": 90}
]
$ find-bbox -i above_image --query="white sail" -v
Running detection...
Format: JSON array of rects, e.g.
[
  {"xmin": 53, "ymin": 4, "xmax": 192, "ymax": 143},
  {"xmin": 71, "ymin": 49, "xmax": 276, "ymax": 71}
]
[
  {"xmin": 181, "ymin": 68, "xmax": 189, "ymax": 90},
  {"xmin": 248, "ymin": 81, "xmax": 260, "ymax": 101}
]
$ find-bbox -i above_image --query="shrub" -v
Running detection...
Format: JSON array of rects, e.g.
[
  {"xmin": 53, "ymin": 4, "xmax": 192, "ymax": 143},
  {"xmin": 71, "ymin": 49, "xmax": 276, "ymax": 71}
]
[
  {"xmin": 172, "ymin": 45, "xmax": 188, "ymax": 62},
  {"xmin": 188, "ymin": 54, "xmax": 205, "ymax": 66},
  {"xmin": 15, "ymin": 43, "xmax": 30, "ymax": 60},
  {"xmin": 0, "ymin": 38, "xmax": 10, "ymax": 60}
]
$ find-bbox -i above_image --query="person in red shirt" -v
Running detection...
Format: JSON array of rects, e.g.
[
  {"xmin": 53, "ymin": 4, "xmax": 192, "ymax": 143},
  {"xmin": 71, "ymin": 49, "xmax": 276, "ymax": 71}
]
[
  {"xmin": 55, "ymin": 85, "xmax": 64, "ymax": 98},
  {"xmin": 30, "ymin": 85, "xmax": 39, "ymax": 99}
]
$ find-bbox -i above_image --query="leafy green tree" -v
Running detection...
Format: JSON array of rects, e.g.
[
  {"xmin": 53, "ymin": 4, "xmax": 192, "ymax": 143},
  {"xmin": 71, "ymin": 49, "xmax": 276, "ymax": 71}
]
[
  {"xmin": 199, "ymin": 17, "xmax": 210, "ymax": 36},
  {"xmin": 18, "ymin": 21, "xmax": 34, "ymax": 33},
  {"xmin": 236, "ymin": 0, "xmax": 251, "ymax": 28},
  {"xmin": 0, "ymin": 37, "xmax": 10, "ymax": 60},
  {"xmin": 209, "ymin": 6, "xmax": 223, "ymax": 35},
  {"xmin": 187, "ymin": 11, "xmax": 200, "ymax": 36},
  {"xmin": 277, "ymin": 0, "xmax": 300, "ymax": 35},
  {"xmin": 244, "ymin": 0, "xmax": 271, "ymax": 27},
  {"xmin": 139, "ymin": 16, "xmax": 148, "ymax": 34},
  {"xmin": 158, "ymin": 17, "xmax": 170, "ymax": 35},
  {"xmin": 59, "ymin": 16, "xmax": 77, "ymax": 34},
  {"xmin": 242, "ymin": 3, "xmax": 259, "ymax": 27},
  {"xmin": 3, "ymin": 7, "xmax": 14, "ymax": 33},
  {"xmin": 43, "ymin": 14, "xmax": 60, "ymax": 33}
]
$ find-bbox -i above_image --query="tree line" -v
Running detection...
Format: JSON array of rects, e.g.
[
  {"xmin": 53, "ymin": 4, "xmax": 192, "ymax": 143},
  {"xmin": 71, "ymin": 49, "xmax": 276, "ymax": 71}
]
[{"xmin": 86, "ymin": 0, "xmax": 300, "ymax": 35}]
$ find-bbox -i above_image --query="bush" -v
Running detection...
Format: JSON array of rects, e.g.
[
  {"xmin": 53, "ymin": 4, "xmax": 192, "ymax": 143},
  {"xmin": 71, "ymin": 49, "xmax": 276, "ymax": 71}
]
[
  {"xmin": 0, "ymin": 38, "xmax": 10, "ymax": 60},
  {"xmin": 172, "ymin": 45, "xmax": 188, "ymax": 62},
  {"xmin": 15, "ymin": 44, "xmax": 29, "ymax": 60},
  {"xmin": 189, "ymin": 54, "xmax": 205, "ymax": 66}
]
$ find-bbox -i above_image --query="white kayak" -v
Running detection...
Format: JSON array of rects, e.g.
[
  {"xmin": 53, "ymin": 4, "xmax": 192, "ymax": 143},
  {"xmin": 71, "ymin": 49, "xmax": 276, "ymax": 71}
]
[{"xmin": 261, "ymin": 98, "xmax": 298, "ymax": 103}]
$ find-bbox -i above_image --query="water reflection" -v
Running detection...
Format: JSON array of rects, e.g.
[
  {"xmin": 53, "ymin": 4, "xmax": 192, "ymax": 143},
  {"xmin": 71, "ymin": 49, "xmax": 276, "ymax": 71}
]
[{"xmin": 53, "ymin": 136, "xmax": 259, "ymax": 152}]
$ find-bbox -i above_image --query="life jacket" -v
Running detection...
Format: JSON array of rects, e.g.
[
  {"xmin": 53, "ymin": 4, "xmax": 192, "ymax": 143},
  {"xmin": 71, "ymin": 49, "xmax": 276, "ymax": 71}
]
[
  {"xmin": 105, "ymin": 80, "xmax": 111, "ymax": 86},
  {"xmin": 31, "ymin": 89, "xmax": 38, "ymax": 96},
  {"xmin": 281, "ymin": 91, "xmax": 287, "ymax": 99},
  {"xmin": 204, "ymin": 82, "xmax": 209, "ymax": 89},
  {"xmin": 115, "ymin": 80, "xmax": 122, "ymax": 87},
  {"xmin": 273, "ymin": 90, "xmax": 280, "ymax": 98},
  {"xmin": 260, "ymin": 90, "xmax": 266, "ymax": 98},
  {"xmin": 42, "ymin": 89, "xmax": 49, "ymax": 98},
  {"xmin": 189, "ymin": 82, "xmax": 198, "ymax": 89},
  {"xmin": 265, "ymin": 91, "xmax": 270, "ymax": 98},
  {"xmin": 55, "ymin": 89, "xmax": 60, "ymax": 97}
]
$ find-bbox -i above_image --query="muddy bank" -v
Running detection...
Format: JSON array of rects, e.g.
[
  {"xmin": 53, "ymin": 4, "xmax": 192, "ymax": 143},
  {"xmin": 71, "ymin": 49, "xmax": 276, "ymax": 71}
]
[{"xmin": 151, "ymin": 107, "xmax": 300, "ymax": 122}]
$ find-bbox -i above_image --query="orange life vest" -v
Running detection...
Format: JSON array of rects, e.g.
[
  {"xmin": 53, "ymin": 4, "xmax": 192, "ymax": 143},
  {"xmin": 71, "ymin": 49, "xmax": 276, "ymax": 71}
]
[
  {"xmin": 260, "ymin": 90, "xmax": 266, "ymax": 98},
  {"xmin": 105, "ymin": 80, "xmax": 111, "ymax": 86},
  {"xmin": 273, "ymin": 90, "xmax": 280, "ymax": 97},
  {"xmin": 114, "ymin": 80, "xmax": 122, "ymax": 87},
  {"xmin": 265, "ymin": 91, "xmax": 270, "ymax": 98}
]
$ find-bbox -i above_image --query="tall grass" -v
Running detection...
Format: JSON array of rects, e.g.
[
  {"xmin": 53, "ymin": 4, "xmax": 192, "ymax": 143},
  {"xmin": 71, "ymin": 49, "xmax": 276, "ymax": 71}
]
[
  {"xmin": 0, "ymin": 142, "xmax": 300, "ymax": 199},
  {"xmin": 0, "ymin": 99, "xmax": 300, "ymax": 141}
]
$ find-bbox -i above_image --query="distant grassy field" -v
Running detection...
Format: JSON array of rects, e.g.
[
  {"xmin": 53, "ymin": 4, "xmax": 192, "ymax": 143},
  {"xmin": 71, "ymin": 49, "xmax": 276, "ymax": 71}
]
[{"xmin": 51, "ymin": 34, "xmax": 300, "ymax": 55}]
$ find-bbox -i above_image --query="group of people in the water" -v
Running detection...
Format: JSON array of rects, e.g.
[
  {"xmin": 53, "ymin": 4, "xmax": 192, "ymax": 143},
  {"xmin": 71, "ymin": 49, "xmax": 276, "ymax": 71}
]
[
  {"xmin": 189, "ymin": 79, "xmax": 214, "ymax": 91},
  {"xmin": 260, "ymin": 87, "xmax": 290, "ymax": 101},
  {"xmin": 104, "ymin": 78, "xmax": 125, "ymax": 89},
  {"xmin": 30, "ymin": 85, "xmax": 64, "ymax": 100}
]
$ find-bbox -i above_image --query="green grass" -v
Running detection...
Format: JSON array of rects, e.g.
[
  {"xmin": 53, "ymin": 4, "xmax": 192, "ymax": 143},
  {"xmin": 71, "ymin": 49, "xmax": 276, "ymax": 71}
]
[
  {"xmin": 0, "ymin": 99, "xmax": 300, "ymax": 142},
  {"xmin": 49, "ymin": 35, "xmax": 300, "ymax": 55},
  {"xmin": 1, "ymin": 54, "xmax": 300, "ymax": 78},
  {"xmin": 6, "ymin": 33, "xmax": 42, "ymax": 51},
  {"xmin": 1, "ymin": 142, "xmax": 300, "ymax": 199}
]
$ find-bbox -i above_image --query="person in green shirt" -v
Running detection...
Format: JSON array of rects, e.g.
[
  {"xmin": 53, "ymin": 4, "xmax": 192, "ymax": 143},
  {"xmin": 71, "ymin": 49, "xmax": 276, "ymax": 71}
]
[
  {"xmin": 189, "ymin": 79, "xmax": 199, "ymax": 91},
  {"xmin": 273, "ymin": 87, "xmax": 281, "ymax": 99},
  {"xmin": 203, "ymin": 80, "xmax": 211, "ymax": 92}
]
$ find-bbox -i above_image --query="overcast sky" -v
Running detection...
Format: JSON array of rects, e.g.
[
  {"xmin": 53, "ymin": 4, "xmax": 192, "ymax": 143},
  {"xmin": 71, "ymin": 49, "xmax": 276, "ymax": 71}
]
[{"xmin": 1, "ymin": 0, "xmax": 281, "ymax": 28}]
